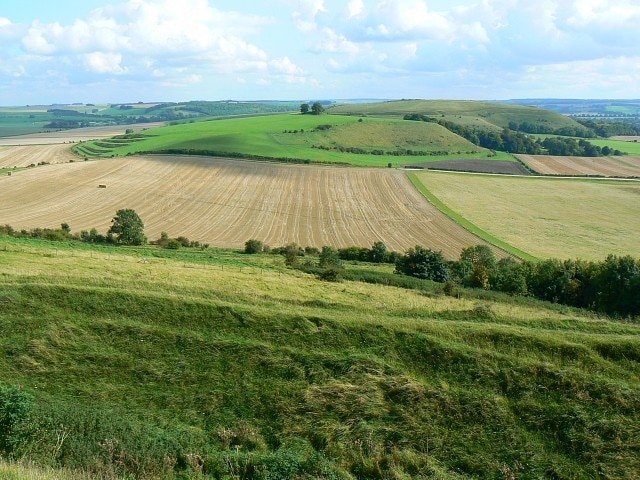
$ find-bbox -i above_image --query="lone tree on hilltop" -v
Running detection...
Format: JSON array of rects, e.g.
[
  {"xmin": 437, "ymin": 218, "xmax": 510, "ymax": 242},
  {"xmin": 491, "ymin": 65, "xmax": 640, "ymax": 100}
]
[{"xmin": 108, "ymin": 208, "xmax": 146, "ymax": 246}]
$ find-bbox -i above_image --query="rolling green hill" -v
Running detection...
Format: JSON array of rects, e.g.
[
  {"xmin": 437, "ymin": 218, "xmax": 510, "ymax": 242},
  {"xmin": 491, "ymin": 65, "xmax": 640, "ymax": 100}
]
[
  {"xmin": 73, "ymin": 112, "xmax": 511, "ymax": 167},
  {"xmin": 72, "ymin": 100, "xmax": 598, "ymax": 166},
  {"xmin": 0, "ymin": 236, "xmax": 639, "ymax": 479},
  {"xmin": 329, "ymin": 100, "xmax": 585, "ymax": 133}
]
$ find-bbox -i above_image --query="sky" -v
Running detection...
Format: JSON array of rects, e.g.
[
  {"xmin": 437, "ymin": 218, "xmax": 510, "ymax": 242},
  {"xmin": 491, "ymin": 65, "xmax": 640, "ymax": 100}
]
[{"xmin": 0, "ymin": 0, "xmax": 639, "ymax": 105}]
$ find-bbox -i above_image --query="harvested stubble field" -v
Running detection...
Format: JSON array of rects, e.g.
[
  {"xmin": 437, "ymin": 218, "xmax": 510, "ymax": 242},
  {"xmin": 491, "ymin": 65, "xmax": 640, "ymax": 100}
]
[
  {"xmin": 0, "ymin": 144, "xmax": 76, "ymax": 168},
  {"xmin": 414, "ymin": 171, "xmax": 640, "ymax": 260},
  {"xmin": 0, "ymin": 154, "xmax": 493, "ymax": 256},
  {"xmin": 516, "ymin": 154, "xmax": 640, "ymax": 177}
]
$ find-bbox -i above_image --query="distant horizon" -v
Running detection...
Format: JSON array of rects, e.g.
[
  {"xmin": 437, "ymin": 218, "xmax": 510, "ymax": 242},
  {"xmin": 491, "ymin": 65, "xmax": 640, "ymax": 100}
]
[{"xmin": 3, "ymin": 97, "xmax": 640, "ymax": 109}]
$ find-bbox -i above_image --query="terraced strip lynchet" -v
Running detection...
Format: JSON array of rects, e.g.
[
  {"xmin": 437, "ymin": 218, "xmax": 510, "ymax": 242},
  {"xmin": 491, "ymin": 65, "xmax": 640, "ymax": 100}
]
[
  {"xmin": 414, "ymin": 170, "xmax": 640, "ymax": 260},
  {"xmin": 0, "ymin": 155, "xmax": 496, "ymax": 256},
  {"xmin": 516, "ymin": 154, "xmax": 640, "ymax": 177}
]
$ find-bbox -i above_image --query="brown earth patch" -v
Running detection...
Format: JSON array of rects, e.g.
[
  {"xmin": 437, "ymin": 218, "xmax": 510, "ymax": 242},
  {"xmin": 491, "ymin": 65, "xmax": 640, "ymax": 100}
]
[{"xmin": 407, "ymin": 159, "xmax": 532, "ymax": 175}]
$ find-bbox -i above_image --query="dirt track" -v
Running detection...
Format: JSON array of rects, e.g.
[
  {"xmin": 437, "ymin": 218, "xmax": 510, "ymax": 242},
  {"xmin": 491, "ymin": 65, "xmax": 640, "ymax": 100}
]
[{"xmin": 0, "ymin": 155, "xmax": 495, "ymax": 256}]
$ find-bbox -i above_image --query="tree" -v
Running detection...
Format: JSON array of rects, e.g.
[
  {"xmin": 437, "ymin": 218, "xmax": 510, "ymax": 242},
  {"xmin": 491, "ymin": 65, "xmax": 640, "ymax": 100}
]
[
  {"xmin": 244, "ymin": 239, "xmax": 264, "ymax": 254},
  {"xmin": 395, "ymin": 246, "xmax": 450, "ymax": 282},
  {"xmin": 319, "ymin": 246, "xmax": 341, "ymax": 269},
  {"xmin": 283, "ymin": 243, "xmax": 302, "ymax": 267},
  {"xmin": 311, "ymin": 101, "xmax": 325, "ymax": 115},
  {"xmin": 369, "ymin": 241, "xmax": 388, "ymax": 263},
  {"xmin": 459, "ymin": 245, "xmax": 497, "ymax": 289},
  {"xmin": 489, "ymin": 258, "xmax": 528, "ymax": 295},
  {"xmin": 300, "ymin": 103, "xmax": 310, "ymax": 114},
  {"xmin": 108, "ymin": 209, "xmax": 146, "ymax": 246}
]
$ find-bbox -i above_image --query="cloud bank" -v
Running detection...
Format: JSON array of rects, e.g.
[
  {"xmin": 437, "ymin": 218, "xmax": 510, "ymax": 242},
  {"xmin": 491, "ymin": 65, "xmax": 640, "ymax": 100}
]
[{"xmin": 0, "ymin": 0, "xmax": 638, "ymax": 103}]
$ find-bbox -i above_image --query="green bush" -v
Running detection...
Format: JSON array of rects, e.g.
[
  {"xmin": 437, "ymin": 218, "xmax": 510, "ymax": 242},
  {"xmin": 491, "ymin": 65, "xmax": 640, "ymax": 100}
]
[
  {"xmin": 245, "ymin": 239, "xmax": 264, "ymax": 254},
  {"xmin": 0, "ymin": 383, "xmax": 34, "ymax": 457}
]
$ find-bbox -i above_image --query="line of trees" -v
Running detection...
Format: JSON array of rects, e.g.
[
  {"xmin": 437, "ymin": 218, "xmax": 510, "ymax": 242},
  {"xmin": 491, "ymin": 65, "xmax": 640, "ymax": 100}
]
[
  {"xmin": 246, "ymin": 238, "xmax": 639, "ymax": 317},
  {"xmin": 507, "ymin": 121, "xmax": 593, "ymax": 138},
  {"xmin": 404, "ymin": 114, "xmax": 623, "ymax": 156},
  {"xmin": 300, "ymin": 102, "xmax": 325, "ymax": 115},
  {"xmin": 394, "ymin": 244, "xmax": 639, "ymax": 317},
  {"xmin": 0, "ymin": 209, "xmax": 147, "ymax": 247},
  {"xmin": 575, "ymin": 119, "xmax": 640, "ymax": 137}
]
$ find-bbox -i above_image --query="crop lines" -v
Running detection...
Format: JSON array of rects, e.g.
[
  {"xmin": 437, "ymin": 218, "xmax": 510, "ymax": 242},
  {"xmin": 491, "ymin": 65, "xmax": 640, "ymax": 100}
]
[
  {"xmin": 0, "ymin": 154, "xmax": 494, "ymax": 256},
  {"xmin": 516, "ymin": 154, "xmax": 640, "ymax": 177}
]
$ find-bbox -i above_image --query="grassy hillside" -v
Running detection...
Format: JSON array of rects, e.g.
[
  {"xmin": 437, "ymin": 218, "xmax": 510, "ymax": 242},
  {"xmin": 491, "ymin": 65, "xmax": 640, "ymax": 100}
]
[
  {"xmin": 73, "ymin": 113, "xmax": 513, "ymax": 167},
  {"xmin": 329, "ymin": 100, "xmax": 584, "ymax": 132},
  {"xmin": 0, "ymin": 236, "xmax": 639, "ymax": 479},
  {"xmin": 72, "ymin": 100, "xmax": 585, "ymax": 167}
]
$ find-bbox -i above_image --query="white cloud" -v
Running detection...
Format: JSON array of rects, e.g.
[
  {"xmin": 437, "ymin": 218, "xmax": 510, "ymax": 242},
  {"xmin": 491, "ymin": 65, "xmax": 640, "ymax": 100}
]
[
  {"xmin": 566, "ymin": 0, "xmax": 640, "ymax": 28},
  {"xmin": 347, "ymin": 0, "xmax": 365, "ymax": 18},
  {"xmin": 314, "ymin": 27, "xmax": 361, "ymax": 54},
  {"xmin": 12, "ymin": 0, "xmax": 289, "ymax": 84},
  {"xmin": 292, "ymin": 0, "xmax": 327, "ymax": 32},
  {"xmin": 270, "ymin": 56, "xmax": 304, "ymax": 75},
  {"xmin": 83, "ymin": 52, "xmax": 127, "ymax": 74},
  {"xmin": 364, "ymin": 0, "xmax": 456, "ymax": 42}
]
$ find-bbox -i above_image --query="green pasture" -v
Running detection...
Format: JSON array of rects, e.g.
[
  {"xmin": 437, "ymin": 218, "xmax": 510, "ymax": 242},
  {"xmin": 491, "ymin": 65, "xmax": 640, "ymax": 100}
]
[
  {"xmin": 0, "ymin": 235, "xmax": 638, "ymax": 478},
  {"xmin": 0, "ymin": 109, "xmax": 52, "ymax": 136},
  {"xmin": 413, "ymin": 171, "xmax": 640, "ymax": 260},
  {"xmin": 590, "ymin": 137, "xmax": 640, "ymax": 155},
  {"xmin": 76, "ymin": 113, "xmax": 515, "ymax": 167},
  {"xmin": 528, "ymin": 134, "xmax": 640, "ymax": 155}
]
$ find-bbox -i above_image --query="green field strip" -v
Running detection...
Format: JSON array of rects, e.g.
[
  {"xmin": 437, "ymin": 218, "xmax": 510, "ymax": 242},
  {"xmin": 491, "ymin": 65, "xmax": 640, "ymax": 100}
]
[{"xmin": 407, "ymin": 172, "xmax": 538, "ymax": 261}]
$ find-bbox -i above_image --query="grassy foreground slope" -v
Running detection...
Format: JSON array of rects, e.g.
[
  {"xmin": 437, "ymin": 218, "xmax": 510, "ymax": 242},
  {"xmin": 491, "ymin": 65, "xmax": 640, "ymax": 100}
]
[{"xmin": 1, "ymin": 237, "xmax": 639, "ymax": 479}]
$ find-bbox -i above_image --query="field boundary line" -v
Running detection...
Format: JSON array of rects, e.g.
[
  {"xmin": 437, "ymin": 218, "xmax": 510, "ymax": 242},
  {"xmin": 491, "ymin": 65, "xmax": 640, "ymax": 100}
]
[{"xmin": 406, "ymin": 172, "xmax": 537, "ymax": 262}]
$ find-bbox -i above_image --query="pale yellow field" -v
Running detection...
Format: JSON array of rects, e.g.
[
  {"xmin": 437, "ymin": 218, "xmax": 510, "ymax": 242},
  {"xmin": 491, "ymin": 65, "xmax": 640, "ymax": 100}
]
[
  {"xmin": 415, "ymin": 171, "xmax": 640, "ymax": 260},
  {"xmin": 516, "ymin": 154, "xmax": 640, "ymax": 177},
  {"xmin": 0, "ymin": 154, "xmax": 494, "ymax": 256}
]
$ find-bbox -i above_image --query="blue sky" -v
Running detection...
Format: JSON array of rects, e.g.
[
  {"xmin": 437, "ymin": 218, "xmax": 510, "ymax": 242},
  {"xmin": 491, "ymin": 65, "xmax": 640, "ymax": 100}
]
[{"xmin": 0, "ymin": 0, "xmax": 639, "ymax": 105}]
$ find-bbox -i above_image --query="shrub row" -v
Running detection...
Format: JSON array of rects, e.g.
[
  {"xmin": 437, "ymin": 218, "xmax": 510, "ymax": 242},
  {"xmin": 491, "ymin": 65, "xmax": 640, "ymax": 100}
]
[{"xmin": 250, "ymin": 239, "xmax": 639, "ymax": 318}]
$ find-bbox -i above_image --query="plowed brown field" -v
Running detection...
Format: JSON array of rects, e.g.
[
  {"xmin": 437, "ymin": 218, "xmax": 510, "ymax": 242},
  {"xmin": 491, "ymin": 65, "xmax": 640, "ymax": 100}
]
[
  {"xmin": 0, "ymin": 155, "xmax": 495, "ymax": 256},
  {"xmin": 516, "ymin": 154, "xmax": 640, "ymax": 177}
]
